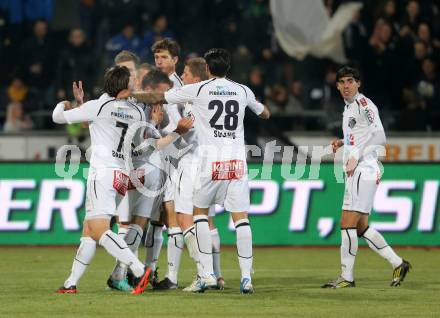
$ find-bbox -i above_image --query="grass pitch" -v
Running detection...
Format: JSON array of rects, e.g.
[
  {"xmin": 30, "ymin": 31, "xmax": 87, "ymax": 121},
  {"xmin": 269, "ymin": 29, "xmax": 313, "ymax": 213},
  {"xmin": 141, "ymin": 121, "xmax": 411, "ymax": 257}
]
[{"xmin": 1, "ymin": 247, "xmax": 439, "ymax": 318}]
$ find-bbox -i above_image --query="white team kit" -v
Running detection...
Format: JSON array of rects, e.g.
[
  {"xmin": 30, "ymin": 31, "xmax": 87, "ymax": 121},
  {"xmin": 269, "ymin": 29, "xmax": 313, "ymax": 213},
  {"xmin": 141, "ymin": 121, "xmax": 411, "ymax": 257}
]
[
  {"xmin": 161, "ymin": 72, "xmax": 184, "ymax": 203},
  {"xmin": 342, "ymin": 93, "xmax": 384, "ymax": 214},
  {"xmin": 164, "ymin": 77, "xmax": 265, "ymax": 212},
  {"xmin": 55, "ymin": 94, "xmax": 146, "ymax": 219},
  {"xmin": 118, "ymin": 101, "xmax": 167, "ymax": 222}
]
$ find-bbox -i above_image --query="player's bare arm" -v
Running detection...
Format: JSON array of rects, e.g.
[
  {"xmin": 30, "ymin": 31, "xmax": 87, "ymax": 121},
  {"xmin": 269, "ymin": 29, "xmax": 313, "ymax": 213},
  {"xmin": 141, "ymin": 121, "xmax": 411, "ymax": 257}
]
[
  {"xmin": 132, "ymin": 91, "xmax": 165, "ymax": 104},
  {"xmin": 259, "ymin": 105, "xmax": 271, "ymax": 119},
  {"xmin": 344, "ymin": 156, "xmax": 358, "ymax": 177}
]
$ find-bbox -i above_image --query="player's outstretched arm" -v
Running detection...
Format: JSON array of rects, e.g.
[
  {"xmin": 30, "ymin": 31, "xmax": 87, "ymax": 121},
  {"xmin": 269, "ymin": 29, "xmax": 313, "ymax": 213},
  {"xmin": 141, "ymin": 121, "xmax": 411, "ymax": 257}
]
[
  {"xmin": 52, "ymin": 101, "xmax": 71, "ymax": 124},
  {"xmin": 132, "ymin": 91, "xmax": 166, "ymax": 104},
  {"xmin": 52, "ymin": 100, "xmax": 97, "ymax": 124}
]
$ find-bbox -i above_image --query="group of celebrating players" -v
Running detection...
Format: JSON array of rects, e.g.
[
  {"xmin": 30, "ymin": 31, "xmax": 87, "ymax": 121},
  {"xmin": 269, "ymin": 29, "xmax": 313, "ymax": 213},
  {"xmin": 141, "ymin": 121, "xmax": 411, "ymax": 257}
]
[
  {"xmin": 53, "ymin": 38, "xmax": 269, "ymax": 294},
  {"xmin": 52, "ymin": 37, "xmax": 411, "ymax": 296}
]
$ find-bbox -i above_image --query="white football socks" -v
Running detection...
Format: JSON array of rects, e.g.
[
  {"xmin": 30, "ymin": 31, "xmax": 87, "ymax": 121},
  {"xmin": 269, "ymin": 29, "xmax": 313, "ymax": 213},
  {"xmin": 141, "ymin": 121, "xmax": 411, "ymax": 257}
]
[
  {"xmin": 166, "ymin": 227, "xmax": 183, "ymax": 284},
  {"xmin": 99, "ymin": 230, "xmax": 144, "ymax": 278},
  {"xmin": 118, "ymin": 226, "xmax": 128, "ymax": 238},
  {"xmin": 145, "ymin": 223, "xmax": 164, "ymax": 272},
  {"xmin": 235, "ymin": 219, "xmax": 253, "ymax": 281},
  {"xmin": 183, "ymin": 226, "xmax": 203, "ymax": 277},
  {"xmin": 64, "ymin": 236, "xmax": 96, "ymax": 288},
  {"xmin": 111, "ymin": 224, "xmax": 144, "ymax": 280},
  {"xmin": 211, "ymin": 228, "xmax": 222, "ymax": 278},
  {"xmin": 194, "ymin": 215, "xmax": 214, "ymax": 278},
  {"xmin": 340, "ymin": 228, "xmax": 358, "ymax": 282},
  {"xmin": 361, "ymin": 226, "xmax": 402, "ymax": 268}
]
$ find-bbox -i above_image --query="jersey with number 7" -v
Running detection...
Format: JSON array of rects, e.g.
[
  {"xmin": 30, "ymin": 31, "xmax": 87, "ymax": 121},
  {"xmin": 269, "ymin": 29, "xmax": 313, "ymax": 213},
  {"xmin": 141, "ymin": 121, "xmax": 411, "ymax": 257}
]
[{"xmin": 60, "ymin": 94, "xmax": 146, "ymax": 170}]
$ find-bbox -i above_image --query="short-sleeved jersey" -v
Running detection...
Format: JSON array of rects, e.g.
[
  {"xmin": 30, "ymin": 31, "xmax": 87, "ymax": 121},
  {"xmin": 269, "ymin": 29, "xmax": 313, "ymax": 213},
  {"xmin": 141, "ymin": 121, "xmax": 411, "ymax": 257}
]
[
  {"xmin": 342, "ymin": 93, "xmax": 385, "ymax": 165},
  {"xmin": 131, "ymin": 102, "xmax": 164, "ymax": 169},
  {"xmin": 63, "ymin": 94, "xmax": 146, "ymax": 170},
  {"xmin": 164, "ymin": 77, "xmax": 264, "ymax": 163}
]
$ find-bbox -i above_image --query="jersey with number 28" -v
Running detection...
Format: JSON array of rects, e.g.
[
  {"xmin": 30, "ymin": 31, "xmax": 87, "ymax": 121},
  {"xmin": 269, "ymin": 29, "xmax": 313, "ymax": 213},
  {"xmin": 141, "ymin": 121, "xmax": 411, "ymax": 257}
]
[{"xmin": 164, "ymin": 77, "xmax": 264, "ymax": 163}]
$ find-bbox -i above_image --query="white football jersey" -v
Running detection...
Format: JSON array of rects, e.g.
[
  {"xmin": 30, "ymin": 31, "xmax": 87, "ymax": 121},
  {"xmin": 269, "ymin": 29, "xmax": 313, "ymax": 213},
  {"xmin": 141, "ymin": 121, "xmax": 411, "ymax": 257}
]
[
  {"xmin": 342, "ymin": 93, "xmax": 385, "ymax": 166},
  {"xmin": 131, "ymin": 102, "xmax": 164, "ymax": 169},
  {"xmin": 164, "ymin": 77, "xmax": 264, "ymax": 164},
  {"xmin": 160, "ymin": 72, "xmax": 184, "ymax": 135},
  {"xmin": 170, "ymin": 72, "xmax": 184, "ymax": 89},
  {"xmin": 63, "ymin": 94, "xmax": 146, "ymax": 170}
]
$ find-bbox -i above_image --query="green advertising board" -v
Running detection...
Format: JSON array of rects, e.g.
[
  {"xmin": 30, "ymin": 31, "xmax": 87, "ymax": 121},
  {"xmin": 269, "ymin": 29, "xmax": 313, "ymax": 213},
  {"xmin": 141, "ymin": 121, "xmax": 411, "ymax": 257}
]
[{"xmin": 0, "ymin": 162, "xmax": 439, "ymax": 245}]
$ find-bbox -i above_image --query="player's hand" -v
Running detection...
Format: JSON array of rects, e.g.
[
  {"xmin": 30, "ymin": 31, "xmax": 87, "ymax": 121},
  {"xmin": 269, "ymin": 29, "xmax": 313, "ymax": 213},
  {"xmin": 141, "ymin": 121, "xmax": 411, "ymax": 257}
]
[
  {"xmin": 331, "ymin": 139, "xmax": 343, "ymax": 153},
  {"xmin": 72, "ymin": 81, "xmax": 84, "ymax": 105},
  {"xmin": 150, "ymin": 104, "xmax": 164, "ymax": 125},
  {"xmin": 174, "ymin": 117, "xmax": 194, "ymax": 135},
  {"xmin": 345, "ymin": 157, "xmax": 358, "ymax": 177}
]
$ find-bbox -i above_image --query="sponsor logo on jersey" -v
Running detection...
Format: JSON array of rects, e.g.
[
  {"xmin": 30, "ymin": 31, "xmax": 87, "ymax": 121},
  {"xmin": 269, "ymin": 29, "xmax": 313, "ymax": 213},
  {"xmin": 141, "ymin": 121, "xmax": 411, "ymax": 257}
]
[
  {"xmin": 212, "ymin": 159, "xmax": 244, "ymax": 180},
  {"xmin": 348, "ymin": 117, "xmax": 356, "ymax": 128},
  {"xmin": 209, "ymin": 86, "xmax": 237, "ymax": 96},
  {"xmin": 111, "ymin": 111, "xmax": 134, "ymax": 120},
  {"xmin": 213, "ymin": 130, "xmax": 236, "ymax": 139},
  {"xmin": 359, "ymin": 97, "xmax": 368, "ymax": 107},
  {"xmin": 365, "ymin": 108, "xmax": 375, "ymax": 124},
  {"xmin": 345, "ymin": 133, "xmax": 355, "ymax": 146}
]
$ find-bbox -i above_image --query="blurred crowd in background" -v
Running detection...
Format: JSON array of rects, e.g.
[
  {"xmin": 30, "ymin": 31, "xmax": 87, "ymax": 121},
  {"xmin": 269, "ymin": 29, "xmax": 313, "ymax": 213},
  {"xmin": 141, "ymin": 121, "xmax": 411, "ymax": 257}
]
[{"xmin": 0, "ymin": 0, "xmax": 439, "ymax": 134}]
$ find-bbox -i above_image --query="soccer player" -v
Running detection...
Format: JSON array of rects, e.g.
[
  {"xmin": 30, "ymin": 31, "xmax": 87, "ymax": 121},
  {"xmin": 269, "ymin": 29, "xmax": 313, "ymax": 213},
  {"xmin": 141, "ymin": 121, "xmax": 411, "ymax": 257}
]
[
  {"xmin": 178, "ymin": 57, "xmax": 225, "ymax": 291},
  {"xmin": 54, "ymin": 65, "xmax": 151, "ymax": 295},
  {"xmin": 57, "ymin": 50, "xmax": 146, "ymax": 293},
  {"xmin": 322, "ymin": 66, "xmax": 411, "ymax": 289},
  {"xmin": 133, "ymin": 48, "xmax": 270, "ymax": 293},
  {"xmin": 146, "ymin": 38, "xmax": 185, "ymax": 290},
  {"xmin": 108, "ymin": 68, "xmax": 193, "ymax": 291}
]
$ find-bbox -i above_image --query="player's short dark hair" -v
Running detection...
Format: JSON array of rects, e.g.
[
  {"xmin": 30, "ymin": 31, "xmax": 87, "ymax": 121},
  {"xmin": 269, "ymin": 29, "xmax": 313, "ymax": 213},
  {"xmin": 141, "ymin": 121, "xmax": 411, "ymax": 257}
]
[
  {"xmin": 114, "ymin": 50, "xmax": 140, "ymax": 67},
  {"xmin": 103, "ymin": 65, "xmax": 130, "ymax": 97},
  {"xmin": 151, "ymin": 38, "xmax": 180, "ymax": 58},
  {"xmin": 141, "ymin": 68, "xmax": 173, "ymax": 90},
  {"xmin": 336, "ymin": 66, "xmax": 360, "ymax": 82},
  {"xmin": 185, "ymin": 57, "xmax": 208, "ymax": 81},
  {"xmin": 204, "ymin": 48, "xmax": 231, "ymax": 77}
]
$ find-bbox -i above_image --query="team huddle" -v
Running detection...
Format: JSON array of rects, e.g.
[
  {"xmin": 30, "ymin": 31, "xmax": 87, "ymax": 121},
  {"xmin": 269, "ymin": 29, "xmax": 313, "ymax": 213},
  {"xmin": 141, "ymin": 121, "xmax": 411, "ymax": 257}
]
[
  {"xmin": 52, "ymin": 39, "xmax": 410, "ymax": 295},
  {"xmin": 53, "ymin": 39, "xmax": 269, "ymax": 294}
]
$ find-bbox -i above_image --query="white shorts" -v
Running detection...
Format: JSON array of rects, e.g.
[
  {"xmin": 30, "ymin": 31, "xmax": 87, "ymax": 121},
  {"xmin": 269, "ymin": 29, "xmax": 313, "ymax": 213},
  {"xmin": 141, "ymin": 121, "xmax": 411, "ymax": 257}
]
[
  {"xmin": 163, "ymin": 177, "xmax": 174, "ymax": 202},
  {"xmin": 130, "ymin": 164, "xmax": 165, "ymax": 221},
  {"xmin": 174, "ymin": 159, "xmax": 197, "ymax": 214},
  {"xmin": 85, "ymin": 168, "xmax": 128, "ymax": 219},
  {"xmin": 175, "ymin": 160, "xmax": 218, "ymax": 215},
  {"xmin": 117, "ymin": 195, "xmax": 130, "ymax": 223},
  {"xmin": 193, "ymin": 177, "xmax": 250, "ymax": 212},
  {"xmin": 342, "ymin": 167, "xmax": 380, "ymax": 214}
]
